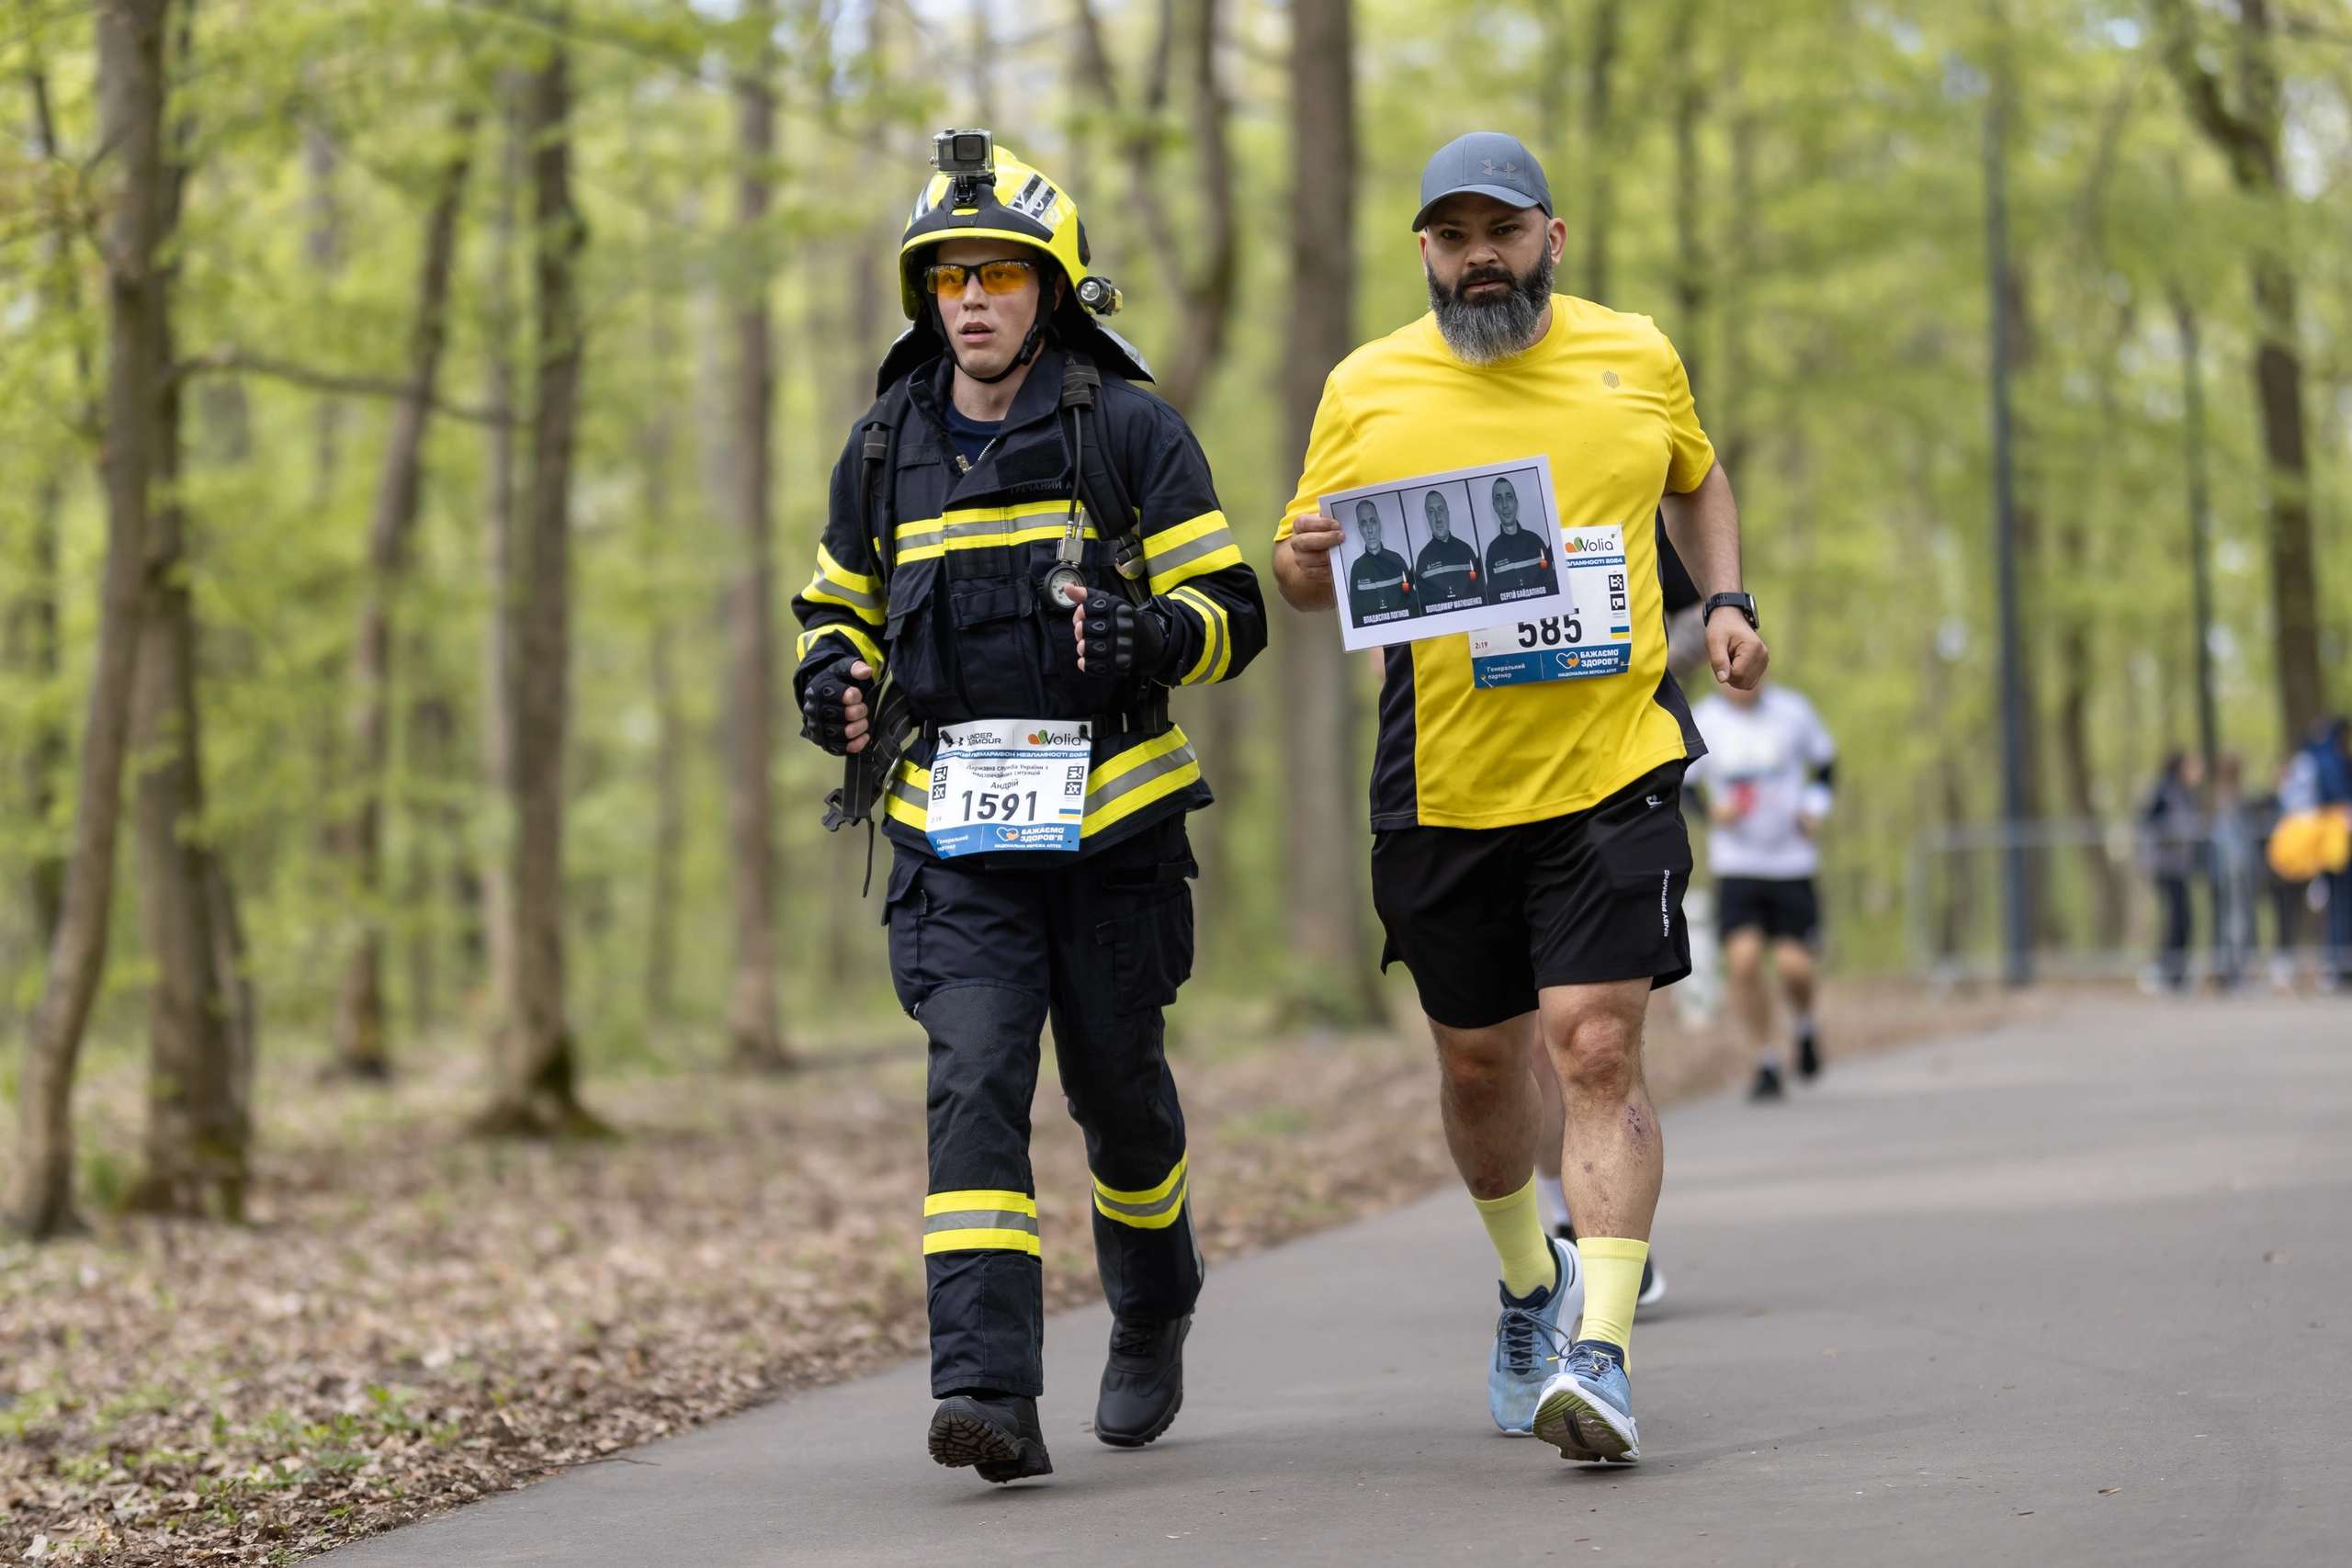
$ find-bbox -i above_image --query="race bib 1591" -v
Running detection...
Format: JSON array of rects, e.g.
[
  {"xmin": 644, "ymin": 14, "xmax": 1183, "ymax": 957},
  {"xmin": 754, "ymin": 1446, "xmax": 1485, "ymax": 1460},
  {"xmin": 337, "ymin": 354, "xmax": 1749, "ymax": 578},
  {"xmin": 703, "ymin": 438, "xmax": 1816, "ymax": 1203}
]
[{"xmin": 925, "ymin": 720, "xmax": 1091, "ymax": 857}]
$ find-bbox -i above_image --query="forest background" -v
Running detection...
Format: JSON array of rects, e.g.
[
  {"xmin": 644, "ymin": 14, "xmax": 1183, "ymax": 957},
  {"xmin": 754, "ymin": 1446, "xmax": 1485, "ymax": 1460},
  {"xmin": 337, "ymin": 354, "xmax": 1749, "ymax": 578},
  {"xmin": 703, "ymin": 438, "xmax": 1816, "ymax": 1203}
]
[{"xmin": 2, "ymin": 0, "xmax": 2350, "ymax": 1197}]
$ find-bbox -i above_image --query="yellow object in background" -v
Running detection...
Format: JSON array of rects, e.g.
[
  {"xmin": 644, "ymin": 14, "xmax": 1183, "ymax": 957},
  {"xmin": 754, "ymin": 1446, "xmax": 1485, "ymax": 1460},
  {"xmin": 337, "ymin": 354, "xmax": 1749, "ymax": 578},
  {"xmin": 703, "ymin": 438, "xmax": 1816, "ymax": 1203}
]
[{"xmin": 2267, "ymin": 807, "xmax": 2352, "ymax": 882}]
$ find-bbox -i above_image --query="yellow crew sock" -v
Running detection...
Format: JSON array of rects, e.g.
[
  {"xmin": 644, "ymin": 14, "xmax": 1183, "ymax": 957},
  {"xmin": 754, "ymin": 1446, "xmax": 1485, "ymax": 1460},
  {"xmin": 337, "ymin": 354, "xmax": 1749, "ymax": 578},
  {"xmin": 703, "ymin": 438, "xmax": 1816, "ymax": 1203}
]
[
  {"xmin": 1471, "ymin": 1177, "xmax": 1557, "ymax": 1299},
  {"xmin": 1576, "ymin": 1236, "xmax": 1649, "ymax": 1359}
]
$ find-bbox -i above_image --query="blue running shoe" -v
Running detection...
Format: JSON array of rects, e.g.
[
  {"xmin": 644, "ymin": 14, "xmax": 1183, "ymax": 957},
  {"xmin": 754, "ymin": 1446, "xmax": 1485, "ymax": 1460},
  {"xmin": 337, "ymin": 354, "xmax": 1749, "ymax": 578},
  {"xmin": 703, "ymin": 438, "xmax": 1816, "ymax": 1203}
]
[
  {"xmin": 1487, "ymin": 1237, "xmax": 1583, "ymax": 1434},
  {"xmin": 1533, "ymin": 1339, "xmax": 1639, "ymax": 1462}
]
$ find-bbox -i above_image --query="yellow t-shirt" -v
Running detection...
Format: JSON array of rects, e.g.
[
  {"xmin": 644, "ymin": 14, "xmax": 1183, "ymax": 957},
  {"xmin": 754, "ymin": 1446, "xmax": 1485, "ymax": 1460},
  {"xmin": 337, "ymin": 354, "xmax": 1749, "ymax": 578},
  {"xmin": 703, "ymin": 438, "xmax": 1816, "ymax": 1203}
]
[{"xmin": 1278, "ymin": 298, "xmax": 1717, "ymax": 830}]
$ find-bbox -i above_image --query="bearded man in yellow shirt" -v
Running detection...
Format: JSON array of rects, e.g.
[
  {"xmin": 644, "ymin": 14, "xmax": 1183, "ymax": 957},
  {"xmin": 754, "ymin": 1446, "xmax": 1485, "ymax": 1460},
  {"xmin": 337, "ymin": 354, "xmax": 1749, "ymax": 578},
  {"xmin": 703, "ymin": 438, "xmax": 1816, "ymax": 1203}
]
[{"xmin": 1273, "ymin": 132, "xmax": 1767, "ymax": 1465}]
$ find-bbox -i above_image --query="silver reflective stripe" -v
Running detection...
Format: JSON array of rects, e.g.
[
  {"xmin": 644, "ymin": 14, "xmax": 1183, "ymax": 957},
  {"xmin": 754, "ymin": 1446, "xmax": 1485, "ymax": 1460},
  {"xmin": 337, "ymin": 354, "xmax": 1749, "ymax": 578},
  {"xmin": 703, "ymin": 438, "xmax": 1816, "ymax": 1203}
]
[
  {"xmin": 1420, "ymin": 562, "xmax": 1474, "ymax": 578},
  {"xmin": 816, "ymin": 570, "xmax": 883, "ymax": 612},
  {"xmin": 922, "ymin": 1209, "xmax": 1040, "ymax": 1237},
  {"xmin": 1085, "ymin": 737, "xmax": 1198, "ymax": 817},
  {"xmin": 1095, "ymin": 1180, "xmax": 1184, "ymax": 1224},
  {"xmin": 888, "ymin": 768, "xmax": 929, "ymax": 813},
  {"xmin": 1148, "ymin": 525, "xmax": 1236, "ymax": 578},
  {"xmin": 1493, "ymin": 555, "xmax": 1545, "ymax": 573},
  {"xmin": 896, "ymin": 522, "xmax": 945, "ymax": 554},
  {"xmin": 1357, "ymin": 573, "xmax": 1406, "ymax": 591}
]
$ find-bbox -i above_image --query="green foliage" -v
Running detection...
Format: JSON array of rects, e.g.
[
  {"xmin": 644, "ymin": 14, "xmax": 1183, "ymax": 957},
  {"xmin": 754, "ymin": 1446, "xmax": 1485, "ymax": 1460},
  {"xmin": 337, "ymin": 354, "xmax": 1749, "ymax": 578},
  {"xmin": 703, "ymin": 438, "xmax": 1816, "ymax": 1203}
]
[{"xmin": 1, "ymin": 0, "xmax": 2348, "ymax": 1077}]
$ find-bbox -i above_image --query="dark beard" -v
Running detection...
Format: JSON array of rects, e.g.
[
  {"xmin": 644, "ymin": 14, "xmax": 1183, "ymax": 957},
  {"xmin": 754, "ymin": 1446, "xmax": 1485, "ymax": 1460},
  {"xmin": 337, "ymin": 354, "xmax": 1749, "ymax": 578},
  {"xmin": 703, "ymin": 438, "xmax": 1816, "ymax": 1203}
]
[{"xmin": 1427, "ymin": 247, "xmax": 1554, "ymax": 366}]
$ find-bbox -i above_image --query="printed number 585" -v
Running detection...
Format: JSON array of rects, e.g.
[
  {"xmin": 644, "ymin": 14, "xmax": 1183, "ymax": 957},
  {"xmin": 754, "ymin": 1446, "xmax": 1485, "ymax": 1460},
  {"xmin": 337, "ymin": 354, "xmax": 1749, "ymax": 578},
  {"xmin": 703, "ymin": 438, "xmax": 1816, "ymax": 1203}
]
[{"xmin": 1516, "ymin": 615, "xmax": 1583, "ymax": 649}]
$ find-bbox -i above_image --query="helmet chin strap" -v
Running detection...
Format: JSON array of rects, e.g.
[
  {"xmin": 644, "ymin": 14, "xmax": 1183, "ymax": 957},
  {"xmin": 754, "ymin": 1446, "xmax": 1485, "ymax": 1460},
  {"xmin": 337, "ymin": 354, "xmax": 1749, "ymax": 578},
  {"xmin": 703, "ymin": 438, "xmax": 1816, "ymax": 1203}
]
[{"xmin": 946, "ymin": 310, "xmax": 1048, "ymax": 385}]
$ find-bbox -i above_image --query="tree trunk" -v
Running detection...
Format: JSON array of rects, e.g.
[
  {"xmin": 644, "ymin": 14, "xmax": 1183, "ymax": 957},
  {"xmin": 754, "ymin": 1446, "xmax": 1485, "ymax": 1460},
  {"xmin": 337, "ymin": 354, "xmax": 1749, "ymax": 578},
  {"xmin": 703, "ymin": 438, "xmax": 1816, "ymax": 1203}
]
[
  {"xmin": 1714, "ymin": 69, "xmax": 1758, "ymax": 479},
  {"xmin": 722, "ymin": 6, "xmax": 791, "ymax": 1073},
  {"xmin": 1277, "ymin": 0, "xmax": 1381, "ymax": 1026},
  {"xmin": 305, "ymin": 120, "xmax": 343, "ymax": 511},
  {"xmin": 128, "ymin": 0, "xmax": 246, "ymax": 1222},
  {"xmin": 1073, "ymin": 0, "xmax": 1238, "ymax": 418},
  {"xmin": 1534, "ymin": 0, "xmax": 1572, "ymax": 169},
  {"xmin": 334, "ymin": 110, "xmax": 476, "ymax": 1080},
  {"xmin": 13, "ymin": 0, "xmax": 170, "ymax": 1239},
  {"xmin": 1581, "ymin": 0, "xmax": 1622, "ymax": 306},
  {"xmin": 12, "ymin": 469, "xmax": 68, "ymax": 953},
  {"xmin": 15, "ymin": 68, "xmax": 81, "ymax": 957},
  {"xmin": 404, "ymin": 686, "xmax": 455, "ymax": 1041},
  {"xmin": 1668, "ymin": 0, "xmax": 1706, "ymax": 394},
  {"xmin": 479, "ymin": 38, "xmax": 605, "ymax": 1138},
  {"xmin": 479, "ymin": 70, "xmax": 524, "ymax": 1032},
  {"xmin": 646, "ymin": 621, "xmax": 684, "ymax": 1031},
  {"xmin": 2153, "ymin": 0, "xmax": 2325, "ymax": 736},
  {"xmin": 2249, "ymin": 255, "xmax": 2322, "ymax": 735},
  {"xmin": 638, "ymin": 258, "xmax": 685, "ymax": 1033}
]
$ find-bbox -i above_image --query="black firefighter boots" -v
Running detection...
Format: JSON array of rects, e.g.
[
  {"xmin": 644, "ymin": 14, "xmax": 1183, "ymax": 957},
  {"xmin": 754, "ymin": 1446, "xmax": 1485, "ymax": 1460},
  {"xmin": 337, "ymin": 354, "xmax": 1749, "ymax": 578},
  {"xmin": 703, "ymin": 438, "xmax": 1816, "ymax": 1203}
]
[
  {"xmin": 1093, "ymin": 1314, "xmax": 1191, "ymax": 1448},
  {"xmin": 929, "ymin": 1392, "xmax": 1053, "ymax": 1483}
]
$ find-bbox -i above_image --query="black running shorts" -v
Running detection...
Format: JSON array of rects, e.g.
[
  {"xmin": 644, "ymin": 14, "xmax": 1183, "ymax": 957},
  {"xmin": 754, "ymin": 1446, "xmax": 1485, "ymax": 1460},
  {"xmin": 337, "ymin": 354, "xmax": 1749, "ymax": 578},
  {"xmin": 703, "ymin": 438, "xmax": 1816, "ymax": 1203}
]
[
  {"xmin": 1715, "ymin": 875, "xmax": 1820, "ymax": 945},
  {"xmin": 1370, "ymin": 762, "xmax": 1694, "ymax": 1031}
]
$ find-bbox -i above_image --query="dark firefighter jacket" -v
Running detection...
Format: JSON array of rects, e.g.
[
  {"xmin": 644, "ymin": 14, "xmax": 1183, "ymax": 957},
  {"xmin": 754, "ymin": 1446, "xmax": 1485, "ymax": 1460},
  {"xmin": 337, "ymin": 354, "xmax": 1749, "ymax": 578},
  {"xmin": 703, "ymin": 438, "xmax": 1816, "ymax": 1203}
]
[{"xmin": 792, "ymin": 345, "xmax": 1266, "ymax": 863}]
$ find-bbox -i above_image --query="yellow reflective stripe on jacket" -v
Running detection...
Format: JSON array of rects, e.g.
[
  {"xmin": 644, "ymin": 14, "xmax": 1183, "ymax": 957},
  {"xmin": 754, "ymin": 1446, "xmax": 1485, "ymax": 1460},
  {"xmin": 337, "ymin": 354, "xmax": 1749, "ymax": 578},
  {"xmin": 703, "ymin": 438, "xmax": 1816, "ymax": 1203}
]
[
  {"xmin": 896, "ymin": 501, "xmax": 1094, "ymax": 563},
  {"xmin": 1093, "ymin": 1153, "xmax": 1188, "ymax": 1230},
  {"xmin": 1144, "ymin": 511, "xmax": 1242, "ymax": 594},
  {"xmin": 1081, "ymin": 727, "xmax": 1200, "ymax": 835},
  {"xmin": 922, "ymin": 1189, "xmax": 1042, "ymax": 1256},
  {"xmin": 1168, "ymin": 586, "xmax": 1232, "ymax": 686},
  {"xmin": 885, "ymin": 758, "xmax": 929, "ymax": 829},
  {"xmin": 797, "ymin": 622, "xmax": 886, "ymax": 676},
  {"xmin": 803, "ymin": 543, "xmax": 885, "ymax": 625}
]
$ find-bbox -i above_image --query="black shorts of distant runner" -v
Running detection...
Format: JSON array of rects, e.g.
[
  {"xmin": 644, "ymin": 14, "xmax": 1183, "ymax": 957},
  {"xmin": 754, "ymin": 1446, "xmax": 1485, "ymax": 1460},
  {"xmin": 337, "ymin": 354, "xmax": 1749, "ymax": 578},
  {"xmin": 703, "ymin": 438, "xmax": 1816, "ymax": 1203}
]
[
  {"xmin": 1370, "ymin": 762, "xmax": 1694, "ymax": 1031},
  {"xmin": 1715, "ymin": 875, "xmax": 1819, "ymax": 946}
]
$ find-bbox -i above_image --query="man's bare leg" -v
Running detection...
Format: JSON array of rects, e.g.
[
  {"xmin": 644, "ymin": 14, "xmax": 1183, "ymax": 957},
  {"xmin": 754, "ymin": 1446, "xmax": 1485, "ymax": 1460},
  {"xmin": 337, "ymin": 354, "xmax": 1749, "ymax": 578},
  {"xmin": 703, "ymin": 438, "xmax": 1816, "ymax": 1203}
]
[
  {"xmin": 1434, "ymin": 979, "xmax": 1656, "ymax": 1316},
  {"xmin": 1724, "ymin": 926, "xmax": 1782, "ymax": 1097},
  {"xmin": 1430, "ymin": 1010, "xmax": 1564, "ymax": 1303},
  {"xmin": 1775, "ymin": 936, "xmax": 1819, "ymax": 1077},
  {"xmin": 1532, "ymin": 1040, "xmax": 1569, "ymax": 1230},
  {"xmin": 1534, "ymin": 979, "xmax": 1660, "ymax": 1246},
  {"xmin": 1431, "ymin": 1010, "xmax": 1544, "ymax": 1202}
]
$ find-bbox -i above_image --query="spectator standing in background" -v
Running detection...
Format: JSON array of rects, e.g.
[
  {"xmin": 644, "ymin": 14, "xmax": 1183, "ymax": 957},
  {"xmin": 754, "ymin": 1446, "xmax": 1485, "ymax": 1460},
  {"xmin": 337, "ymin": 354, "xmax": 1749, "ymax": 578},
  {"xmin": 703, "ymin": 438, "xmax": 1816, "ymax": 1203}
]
[
  {"xmin": 2276, "ymin": 717, "xmax": 2352, "ymax": 988},
  {"xmin": 1685, "ymin": 677, "xmax": 1837, "ymax": 1101},
  {"xmin": 2256, "ymin": 761, "xmax": 2304, "ymax": 989},
  {"xmin": 2139, "ymin": 751, "xmax": 2203, "ymax": 994},
  {"xmin": 2207, "ymin": 752, "xmax": 2259, "ymax": 990}
]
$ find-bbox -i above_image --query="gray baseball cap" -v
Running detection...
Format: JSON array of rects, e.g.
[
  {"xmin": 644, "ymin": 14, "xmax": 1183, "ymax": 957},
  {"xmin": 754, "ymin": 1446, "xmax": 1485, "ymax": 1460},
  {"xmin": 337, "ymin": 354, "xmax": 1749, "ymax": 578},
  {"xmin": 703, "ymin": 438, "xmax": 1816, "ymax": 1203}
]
[{"xmin": 1412, "ymin": 131, "xmax": 1553, "ymax": 231}]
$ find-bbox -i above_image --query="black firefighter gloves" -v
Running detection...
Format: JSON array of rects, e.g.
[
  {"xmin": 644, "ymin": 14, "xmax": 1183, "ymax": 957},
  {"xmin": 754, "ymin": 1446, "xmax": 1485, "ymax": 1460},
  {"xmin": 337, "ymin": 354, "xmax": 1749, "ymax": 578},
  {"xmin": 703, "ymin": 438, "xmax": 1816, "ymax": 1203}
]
[
  {"xmin": 1080, "ymin": 594, "xmax": 1175, "ymax": 681},
  {"xmin": 800, "ymin": 653, "xmax": 866, "ymax": 755}
]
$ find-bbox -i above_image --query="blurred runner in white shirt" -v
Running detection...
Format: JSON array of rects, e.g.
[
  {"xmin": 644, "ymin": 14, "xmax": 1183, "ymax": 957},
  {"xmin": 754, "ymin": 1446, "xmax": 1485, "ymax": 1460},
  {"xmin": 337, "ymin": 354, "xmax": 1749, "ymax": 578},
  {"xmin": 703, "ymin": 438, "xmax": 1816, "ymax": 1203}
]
[{"xmin": 1686, "ymin": 680, "xmax": 1837, "ymax": 1100}]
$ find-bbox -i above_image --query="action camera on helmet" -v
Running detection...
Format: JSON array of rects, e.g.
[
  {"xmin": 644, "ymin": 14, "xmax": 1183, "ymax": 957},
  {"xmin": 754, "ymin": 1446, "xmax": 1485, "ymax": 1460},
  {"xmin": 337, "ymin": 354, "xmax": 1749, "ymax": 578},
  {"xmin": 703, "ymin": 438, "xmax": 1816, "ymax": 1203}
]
[{"xmin": 933, "ymin": 129, "xmax": 997, "ymax": 205}]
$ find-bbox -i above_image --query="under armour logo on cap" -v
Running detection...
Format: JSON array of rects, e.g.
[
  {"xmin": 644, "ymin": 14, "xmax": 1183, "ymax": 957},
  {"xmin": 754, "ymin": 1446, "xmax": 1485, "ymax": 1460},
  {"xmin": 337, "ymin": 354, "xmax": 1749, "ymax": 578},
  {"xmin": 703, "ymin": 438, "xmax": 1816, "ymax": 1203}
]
[{"xmin": 1415, "ymin": 131, "xmax": 1553, "ymax": 231}]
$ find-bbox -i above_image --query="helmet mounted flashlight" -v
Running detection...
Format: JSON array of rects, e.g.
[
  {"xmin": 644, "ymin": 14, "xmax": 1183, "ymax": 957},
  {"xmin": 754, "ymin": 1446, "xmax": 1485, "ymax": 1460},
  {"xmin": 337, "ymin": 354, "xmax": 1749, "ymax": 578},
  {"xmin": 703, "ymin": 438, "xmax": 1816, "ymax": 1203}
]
[{"xmin": 1075, "ymin": 275, "xmax": 1123, "ymax": 317}]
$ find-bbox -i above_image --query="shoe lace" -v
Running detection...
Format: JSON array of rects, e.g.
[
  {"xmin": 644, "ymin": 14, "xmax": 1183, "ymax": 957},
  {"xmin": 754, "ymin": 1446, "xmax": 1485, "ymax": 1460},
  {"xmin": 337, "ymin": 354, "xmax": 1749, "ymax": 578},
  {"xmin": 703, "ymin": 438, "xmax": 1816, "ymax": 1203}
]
[
  {"xmin": 1110, "ymin": 1320, "xmax": 1159, "ymax": 1359},
  {"xmin": 1497, "ymin": 1303, "xmax": 1575, "ymax": 1377},
  {"xmin": 1562, "ymin": 1343, "xmax": 1620, "ymax": 1382}
]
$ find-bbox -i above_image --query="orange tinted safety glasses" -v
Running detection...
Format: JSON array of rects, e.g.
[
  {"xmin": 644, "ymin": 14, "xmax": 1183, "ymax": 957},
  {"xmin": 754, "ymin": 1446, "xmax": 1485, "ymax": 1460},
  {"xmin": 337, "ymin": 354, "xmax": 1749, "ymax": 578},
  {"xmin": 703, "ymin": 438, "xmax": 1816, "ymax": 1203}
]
[{"xmin": 924, "ymin": 258, "xmax": 1043, "ymax": 298}]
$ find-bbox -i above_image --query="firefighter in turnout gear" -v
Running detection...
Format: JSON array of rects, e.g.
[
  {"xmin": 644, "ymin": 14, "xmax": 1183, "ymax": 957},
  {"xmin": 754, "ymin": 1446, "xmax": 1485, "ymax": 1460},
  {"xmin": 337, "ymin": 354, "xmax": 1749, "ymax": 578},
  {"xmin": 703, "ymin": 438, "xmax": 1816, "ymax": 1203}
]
[
  {"xmin": 1347, "ymin": 501, "xmax": 1416, "ymax": 624},
  {"xmin": 1413, "ymin": 491, "xmax": 1483, "ymax": 608},
  {"xmin": 792, "ymin": 132, "xmax": 1266, "ymax": 1483}
]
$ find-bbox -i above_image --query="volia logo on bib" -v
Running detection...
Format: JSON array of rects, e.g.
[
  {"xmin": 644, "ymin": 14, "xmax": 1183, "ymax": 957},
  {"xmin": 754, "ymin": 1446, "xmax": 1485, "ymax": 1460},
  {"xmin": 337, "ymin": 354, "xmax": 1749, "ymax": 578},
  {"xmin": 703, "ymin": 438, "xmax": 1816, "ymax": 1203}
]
[{"xmin": 1029, "ymin": 728, "xmax": 1087, "ymax": 747}]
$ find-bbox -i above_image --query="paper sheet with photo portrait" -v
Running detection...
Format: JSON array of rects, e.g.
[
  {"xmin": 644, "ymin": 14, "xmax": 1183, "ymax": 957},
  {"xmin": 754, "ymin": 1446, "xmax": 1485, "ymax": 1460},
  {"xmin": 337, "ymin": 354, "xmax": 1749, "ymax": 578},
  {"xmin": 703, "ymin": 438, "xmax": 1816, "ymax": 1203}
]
[{"xmin": 1318, "ymin": 456, "xmax": 1577, "ymax": 653}]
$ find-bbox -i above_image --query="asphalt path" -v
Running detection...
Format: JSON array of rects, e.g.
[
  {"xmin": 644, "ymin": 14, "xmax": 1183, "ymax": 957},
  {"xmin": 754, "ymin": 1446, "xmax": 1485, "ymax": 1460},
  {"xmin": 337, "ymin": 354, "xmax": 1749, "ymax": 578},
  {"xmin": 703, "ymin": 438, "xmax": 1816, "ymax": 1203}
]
[{"xmin": 331, "ymin": 998, "xmax": 2351, "ymax": 1566}]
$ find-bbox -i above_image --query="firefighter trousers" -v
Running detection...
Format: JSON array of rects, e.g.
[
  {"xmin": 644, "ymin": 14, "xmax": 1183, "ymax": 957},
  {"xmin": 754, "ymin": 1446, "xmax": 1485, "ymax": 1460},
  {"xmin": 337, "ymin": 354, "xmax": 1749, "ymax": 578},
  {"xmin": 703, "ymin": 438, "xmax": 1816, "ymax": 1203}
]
[{"xmin": 885, "ymin": 816, "xmax": 1204, "ymax": 1399}]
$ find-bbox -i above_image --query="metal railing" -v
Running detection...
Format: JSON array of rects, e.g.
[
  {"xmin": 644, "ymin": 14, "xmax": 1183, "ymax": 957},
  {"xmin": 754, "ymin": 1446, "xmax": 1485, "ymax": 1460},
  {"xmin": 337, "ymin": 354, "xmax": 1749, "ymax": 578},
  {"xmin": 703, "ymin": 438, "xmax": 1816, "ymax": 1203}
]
[{"xmin": 1904, "ymin": 817, "xmax": 2324, "ymax": 983}]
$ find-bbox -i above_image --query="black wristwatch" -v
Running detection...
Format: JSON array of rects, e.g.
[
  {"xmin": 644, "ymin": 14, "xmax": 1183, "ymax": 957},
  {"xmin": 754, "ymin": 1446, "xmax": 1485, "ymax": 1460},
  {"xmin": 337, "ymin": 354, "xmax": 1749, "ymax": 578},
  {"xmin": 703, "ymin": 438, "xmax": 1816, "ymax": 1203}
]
[{"xmin": 1702, "ymin": 591, "xmax": 1758, "ymax": 630}]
